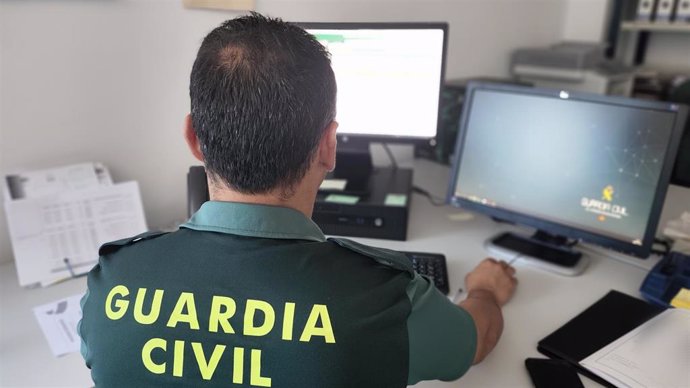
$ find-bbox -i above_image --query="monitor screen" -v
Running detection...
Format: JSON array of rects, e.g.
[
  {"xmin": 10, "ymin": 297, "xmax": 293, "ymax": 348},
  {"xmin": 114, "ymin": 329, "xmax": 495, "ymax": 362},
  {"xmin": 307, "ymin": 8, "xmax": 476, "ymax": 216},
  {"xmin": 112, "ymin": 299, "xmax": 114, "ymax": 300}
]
[
  {"xmin": 448, "ymin": 84, "xmax": 687, "ymax": 257},
  {"xmin": 303, "ymin": 23, "xmax": 447, "ymax": 141}
]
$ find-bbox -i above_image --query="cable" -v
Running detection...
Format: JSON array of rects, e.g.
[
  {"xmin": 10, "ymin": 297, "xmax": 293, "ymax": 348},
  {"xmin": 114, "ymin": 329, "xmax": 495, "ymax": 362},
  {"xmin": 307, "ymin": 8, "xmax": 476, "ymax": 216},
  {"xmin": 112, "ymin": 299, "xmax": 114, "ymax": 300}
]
[
  {"xmin": 412, "ymin": 185, "xmax": 447, "ymax": 206},
  {"xmin": 577, "ymin": 244, "xmax": 654, "ymax": 272},
  {"xmin": 507, "ymin": 254, "xmax": 522, "ymax": 266},
  {"xmin": 381, "ymin": 143, "xmax": 398, "ymax": 170},
  {"xmin": 381, "ymin": 143, "xmax": 443, "ymax": 206},
  {"xmin": 381, "ymin": 143, "xmax": 444, "ymax": 207}
]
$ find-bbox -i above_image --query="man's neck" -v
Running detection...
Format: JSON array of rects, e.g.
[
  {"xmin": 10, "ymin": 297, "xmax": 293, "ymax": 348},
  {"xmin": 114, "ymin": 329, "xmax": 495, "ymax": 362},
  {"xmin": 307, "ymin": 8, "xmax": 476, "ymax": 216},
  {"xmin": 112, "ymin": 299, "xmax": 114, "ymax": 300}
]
[{"xmin": 209, "ymin": 185, "xmax": 317, "ymax": 218}]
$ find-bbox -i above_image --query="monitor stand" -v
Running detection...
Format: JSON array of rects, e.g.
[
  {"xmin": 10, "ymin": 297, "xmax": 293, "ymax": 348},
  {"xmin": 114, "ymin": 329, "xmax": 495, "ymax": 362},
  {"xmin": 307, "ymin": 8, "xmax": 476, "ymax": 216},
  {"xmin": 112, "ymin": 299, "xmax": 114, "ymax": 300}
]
[
  {"xmin": 485, "ymin": 230, "xmax": 589, "ymax": 276},
  {"xmin": 329, "ymin": 145, "xmax": 375, "ymax": 196}
]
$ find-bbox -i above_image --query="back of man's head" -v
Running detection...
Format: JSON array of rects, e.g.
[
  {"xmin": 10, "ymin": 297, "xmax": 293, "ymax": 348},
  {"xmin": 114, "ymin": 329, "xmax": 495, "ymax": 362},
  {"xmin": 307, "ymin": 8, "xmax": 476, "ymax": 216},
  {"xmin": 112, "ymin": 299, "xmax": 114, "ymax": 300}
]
[{"xmin": 190, "ymin": 13, "xmax": 336, "ymax": 196}]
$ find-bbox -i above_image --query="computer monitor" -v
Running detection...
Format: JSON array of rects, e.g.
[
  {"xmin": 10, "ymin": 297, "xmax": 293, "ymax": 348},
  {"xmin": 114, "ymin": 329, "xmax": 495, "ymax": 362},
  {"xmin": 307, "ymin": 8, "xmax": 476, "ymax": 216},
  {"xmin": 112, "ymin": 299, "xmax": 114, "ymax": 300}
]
[
  {"xmin": 301, "ymin": 23, "xmax": 448, "ymax": 191},
  {"xmin": 668, "ymin": 80, "xmax": 690, "ymax": 188},
  {"xmin": 448, "ymin": 83, "xmax": 688, "ymax": 275},
  {"xmin": 670, "ymin": 127, "xmax": 690, "ymax": 187}
]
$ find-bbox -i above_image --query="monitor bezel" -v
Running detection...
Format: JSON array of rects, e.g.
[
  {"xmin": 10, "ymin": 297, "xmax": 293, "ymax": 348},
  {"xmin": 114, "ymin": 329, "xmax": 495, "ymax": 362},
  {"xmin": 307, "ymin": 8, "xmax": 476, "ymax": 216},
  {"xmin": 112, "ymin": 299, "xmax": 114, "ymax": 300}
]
[
  {"xmin": 447, "ymin": 82, "xmax": 688, "ymax": 258},
  {"xmin": 298, "ymin": 22, "xmax": 449, "ymax": 147}
]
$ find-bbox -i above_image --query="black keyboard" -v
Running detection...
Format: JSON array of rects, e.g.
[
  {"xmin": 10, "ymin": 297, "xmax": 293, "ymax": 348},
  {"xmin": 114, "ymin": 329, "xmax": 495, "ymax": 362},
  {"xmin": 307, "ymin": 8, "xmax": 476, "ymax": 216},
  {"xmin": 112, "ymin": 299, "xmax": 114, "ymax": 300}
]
[{"xmin": 403, "ymin": 251, "xmax": 450, "ymax": 295}]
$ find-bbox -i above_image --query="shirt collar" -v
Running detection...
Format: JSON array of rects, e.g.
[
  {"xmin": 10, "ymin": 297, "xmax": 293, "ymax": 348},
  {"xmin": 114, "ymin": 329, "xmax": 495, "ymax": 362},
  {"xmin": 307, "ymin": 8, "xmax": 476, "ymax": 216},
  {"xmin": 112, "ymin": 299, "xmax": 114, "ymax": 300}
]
[{"xmin": 180, "ymin": 201, "xmax": 326, "ymax": 242}]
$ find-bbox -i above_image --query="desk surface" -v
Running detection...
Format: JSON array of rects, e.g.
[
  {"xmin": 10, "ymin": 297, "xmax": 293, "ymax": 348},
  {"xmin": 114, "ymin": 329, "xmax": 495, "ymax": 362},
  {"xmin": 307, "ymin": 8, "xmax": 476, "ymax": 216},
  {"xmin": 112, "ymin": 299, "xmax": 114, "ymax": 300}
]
[{"xmin": 1, "ymin": 159, "xmax": 686, "ymax": 388}]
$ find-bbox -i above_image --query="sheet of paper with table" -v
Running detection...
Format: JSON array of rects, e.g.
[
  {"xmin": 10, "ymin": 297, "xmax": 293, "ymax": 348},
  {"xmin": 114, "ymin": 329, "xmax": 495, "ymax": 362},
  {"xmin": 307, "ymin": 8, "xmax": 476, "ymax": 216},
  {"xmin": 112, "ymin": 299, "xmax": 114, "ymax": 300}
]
[{"xmin": 3, "ymin": 163, "xmax": 148, "ymax": 286}]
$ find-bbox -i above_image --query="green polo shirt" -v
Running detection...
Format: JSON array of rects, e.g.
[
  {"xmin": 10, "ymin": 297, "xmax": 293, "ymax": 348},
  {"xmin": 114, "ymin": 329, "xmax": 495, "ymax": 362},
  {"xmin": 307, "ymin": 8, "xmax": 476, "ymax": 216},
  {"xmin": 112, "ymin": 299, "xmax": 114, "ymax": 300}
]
[{"xmin": 79, "ymin": 201, "xmax": 476, "ymax": 387}]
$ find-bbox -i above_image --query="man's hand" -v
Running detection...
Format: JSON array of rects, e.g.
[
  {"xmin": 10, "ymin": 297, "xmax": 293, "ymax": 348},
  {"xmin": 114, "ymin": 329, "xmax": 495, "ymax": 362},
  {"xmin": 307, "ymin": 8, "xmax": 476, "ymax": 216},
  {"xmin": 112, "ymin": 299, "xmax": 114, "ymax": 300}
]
[
  {"xmin": 465, "ymin": 258, "xmax": 517, "ymax": 306},
  {"xmin": 459, "ymin": 258, "xmax": 518, "ymax": 364}
]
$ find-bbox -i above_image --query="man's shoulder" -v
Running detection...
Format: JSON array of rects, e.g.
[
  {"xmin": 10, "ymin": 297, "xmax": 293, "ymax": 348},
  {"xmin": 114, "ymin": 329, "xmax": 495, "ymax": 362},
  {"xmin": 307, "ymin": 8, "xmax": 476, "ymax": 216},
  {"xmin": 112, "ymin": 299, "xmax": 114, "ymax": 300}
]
[
  {"xmin": 327, "ymin": 237, "xmax": 415, "ymax": 277},
  {"xmin": 96, "ymin": 230, "xmax": 415, "ymax": 277},
  {"xmin": 98, "ymin": 230, "xmax": 170, "ymax": 256}
]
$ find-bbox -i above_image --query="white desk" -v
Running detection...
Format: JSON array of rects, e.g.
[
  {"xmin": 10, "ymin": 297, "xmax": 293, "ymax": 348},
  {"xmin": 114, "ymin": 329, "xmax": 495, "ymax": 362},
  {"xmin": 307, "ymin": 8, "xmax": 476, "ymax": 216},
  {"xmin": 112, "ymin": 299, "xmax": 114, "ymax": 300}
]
[{"xmin": 0, "ymin": 159, "xmax": 687, "ymax": 387}]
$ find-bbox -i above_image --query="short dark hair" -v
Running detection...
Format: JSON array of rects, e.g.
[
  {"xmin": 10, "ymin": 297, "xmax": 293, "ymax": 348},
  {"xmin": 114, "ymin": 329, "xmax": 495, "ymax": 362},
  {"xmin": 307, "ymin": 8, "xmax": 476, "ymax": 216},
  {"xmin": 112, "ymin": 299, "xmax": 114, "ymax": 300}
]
[{"xmin": 190, "ymin": 13, "xmax": 336, "ymax": 195}]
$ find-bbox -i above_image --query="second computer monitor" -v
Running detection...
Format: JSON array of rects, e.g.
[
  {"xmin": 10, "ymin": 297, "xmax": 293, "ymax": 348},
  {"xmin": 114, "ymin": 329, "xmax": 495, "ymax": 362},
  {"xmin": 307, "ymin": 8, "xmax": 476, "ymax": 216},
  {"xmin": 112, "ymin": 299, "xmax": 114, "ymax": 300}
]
[{"xmin": 302, "ymin": 22, "xmax": 447, "ymax": 144}]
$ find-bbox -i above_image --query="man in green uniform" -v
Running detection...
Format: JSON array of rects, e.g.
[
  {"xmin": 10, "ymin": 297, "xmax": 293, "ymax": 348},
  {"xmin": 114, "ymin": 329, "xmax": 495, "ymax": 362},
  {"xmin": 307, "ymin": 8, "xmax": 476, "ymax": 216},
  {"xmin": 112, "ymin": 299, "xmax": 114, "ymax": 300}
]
[{"xmin": 79, "ymin": 13, "xmax": 517, "ymax": 387}]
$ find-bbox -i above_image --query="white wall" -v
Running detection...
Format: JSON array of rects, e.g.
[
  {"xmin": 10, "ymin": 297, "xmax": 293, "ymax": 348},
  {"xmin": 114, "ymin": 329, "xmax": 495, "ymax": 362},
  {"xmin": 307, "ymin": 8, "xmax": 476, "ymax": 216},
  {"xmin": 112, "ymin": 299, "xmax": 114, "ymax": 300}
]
[
  {"xmin": 0, "ymin": 0, "xmax": 571, "ymax": 264},
  {"xmin": 561, "ymin": 0, "xmax": 611, "ymax": 42},
  {"xmin": 0, "ymin": 0, "xmax": 233, "ymax": 263},
  {"xmin": 2, "ymin": 0, "xmax": 688, "ymax": 267}
]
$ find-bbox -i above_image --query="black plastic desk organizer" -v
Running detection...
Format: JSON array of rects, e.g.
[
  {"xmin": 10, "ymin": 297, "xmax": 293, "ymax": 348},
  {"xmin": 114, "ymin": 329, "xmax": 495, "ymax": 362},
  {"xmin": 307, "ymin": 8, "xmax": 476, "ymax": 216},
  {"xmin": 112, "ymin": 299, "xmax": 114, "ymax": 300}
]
[{"xmin": 640, "ymin": 251, "xmax": 690, "ymax": 307}]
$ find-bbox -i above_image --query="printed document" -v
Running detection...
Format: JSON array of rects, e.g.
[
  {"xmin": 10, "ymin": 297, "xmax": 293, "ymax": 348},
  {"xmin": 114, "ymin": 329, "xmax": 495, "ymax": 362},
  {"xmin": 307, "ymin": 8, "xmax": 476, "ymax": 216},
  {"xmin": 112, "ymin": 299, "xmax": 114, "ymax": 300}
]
[
  {"xmin": 33, "ymin": 294, "xmax": 84, "ymax": 357},
  {"xmin": 5, "ymin": 181, "xmax": 147, "ymax": 286},
  {"xmin": 581, "ymin": 308, "xmax": 690, "ymax": 388},
  {"xmin": 4, "ymin": 162, "xmax": 111, "ymax": 200}
]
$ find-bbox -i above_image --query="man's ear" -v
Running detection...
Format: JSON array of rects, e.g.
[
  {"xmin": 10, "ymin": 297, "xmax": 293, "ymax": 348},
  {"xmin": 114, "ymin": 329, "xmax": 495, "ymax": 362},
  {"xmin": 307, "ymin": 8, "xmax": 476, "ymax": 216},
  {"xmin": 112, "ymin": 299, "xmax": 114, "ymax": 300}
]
[
  {"xmin": 184, "ymin": 114, "xmax": 204, "ymax": 162},
  {"xmin": 318, "ymin": 121, "xmax": 338, "ymax": 172}
]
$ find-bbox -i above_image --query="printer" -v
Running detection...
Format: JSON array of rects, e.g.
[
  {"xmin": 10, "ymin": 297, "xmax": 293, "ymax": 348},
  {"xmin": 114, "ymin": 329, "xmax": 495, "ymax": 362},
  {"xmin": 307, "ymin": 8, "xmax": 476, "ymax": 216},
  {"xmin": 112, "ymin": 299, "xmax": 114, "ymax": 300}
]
[{"xmin": 511, "ymin": 42, "xmax": 634, "ymax": 96}]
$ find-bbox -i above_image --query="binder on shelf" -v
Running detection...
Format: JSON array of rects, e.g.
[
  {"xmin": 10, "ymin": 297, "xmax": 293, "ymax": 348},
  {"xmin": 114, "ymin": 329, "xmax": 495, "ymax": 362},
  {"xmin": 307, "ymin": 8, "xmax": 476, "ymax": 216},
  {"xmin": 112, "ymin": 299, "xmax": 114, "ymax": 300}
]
[
  {"xmin": 655, "ymin": 0, "xmax": 676, "ymax": 21},
  {"xmin": 636, "ymin": 0, "xmax": 657, "ymax": 21},
  {"xmin": 675, "ymin": 0, "xmax": 690, "ymax": 22}
]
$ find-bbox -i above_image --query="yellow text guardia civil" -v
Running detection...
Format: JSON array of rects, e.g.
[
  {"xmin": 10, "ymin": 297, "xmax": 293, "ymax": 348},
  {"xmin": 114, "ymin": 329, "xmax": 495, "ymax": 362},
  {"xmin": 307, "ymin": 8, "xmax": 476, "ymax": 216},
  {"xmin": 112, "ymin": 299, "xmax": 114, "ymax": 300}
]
[{"xmin": 102, "ymin": 285, "xmax": 336, "ymax": 386}]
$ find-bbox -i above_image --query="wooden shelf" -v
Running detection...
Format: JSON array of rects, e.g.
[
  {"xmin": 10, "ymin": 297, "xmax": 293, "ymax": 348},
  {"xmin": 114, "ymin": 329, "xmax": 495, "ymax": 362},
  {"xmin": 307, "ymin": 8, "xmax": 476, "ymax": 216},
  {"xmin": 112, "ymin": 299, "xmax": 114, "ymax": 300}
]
[{"xmin": 621, "ymin": 21, "xmax": 690, "ymax": 32}]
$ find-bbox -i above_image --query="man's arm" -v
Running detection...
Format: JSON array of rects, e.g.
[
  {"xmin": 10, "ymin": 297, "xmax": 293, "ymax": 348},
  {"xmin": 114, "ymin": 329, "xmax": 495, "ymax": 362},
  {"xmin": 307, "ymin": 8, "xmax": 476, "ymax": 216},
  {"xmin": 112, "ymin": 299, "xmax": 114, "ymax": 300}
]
[
  {"xmin": 404, "ymin": 257, "xmax": 517, "ymax": 384},
  {"xmin": 459, "ymin": 258, "xmax": 517, "ymax": 364}
]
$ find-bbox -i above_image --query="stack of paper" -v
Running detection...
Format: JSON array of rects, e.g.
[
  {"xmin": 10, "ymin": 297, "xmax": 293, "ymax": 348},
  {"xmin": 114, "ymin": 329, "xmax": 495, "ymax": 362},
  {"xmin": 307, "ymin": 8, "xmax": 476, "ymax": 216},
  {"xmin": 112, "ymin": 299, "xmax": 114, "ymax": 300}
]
[
  {"xmin": 581, "ymin": 308, "xmax": 690, "ymax": 388},
  {"xmin": 3, "ymin": 163, "xmax": 148, "ymax": 286}
]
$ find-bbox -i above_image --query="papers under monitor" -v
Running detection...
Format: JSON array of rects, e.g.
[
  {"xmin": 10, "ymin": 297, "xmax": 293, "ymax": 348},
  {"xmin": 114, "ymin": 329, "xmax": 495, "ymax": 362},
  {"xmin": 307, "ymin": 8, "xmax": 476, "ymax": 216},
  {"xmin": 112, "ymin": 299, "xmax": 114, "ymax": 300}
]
[{"xmin": 319, "ymin": 179, "xmax": 347, "ymax": 191}]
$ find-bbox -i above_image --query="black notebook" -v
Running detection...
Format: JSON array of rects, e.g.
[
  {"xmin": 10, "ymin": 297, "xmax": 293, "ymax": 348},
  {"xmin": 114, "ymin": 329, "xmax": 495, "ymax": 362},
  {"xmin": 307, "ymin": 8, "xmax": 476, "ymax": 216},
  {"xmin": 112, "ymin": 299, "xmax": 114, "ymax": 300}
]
[{"xmin": 537, "ymin": 290, "xmax": 664, "ymax": 387}]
